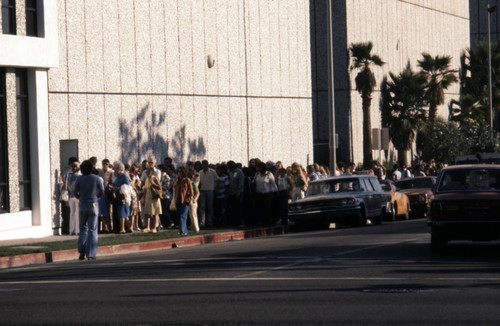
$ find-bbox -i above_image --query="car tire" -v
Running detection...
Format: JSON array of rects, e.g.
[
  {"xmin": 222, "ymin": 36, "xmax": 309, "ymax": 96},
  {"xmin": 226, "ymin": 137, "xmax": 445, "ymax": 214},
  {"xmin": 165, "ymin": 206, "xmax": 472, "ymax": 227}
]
[
  {"xmin": 431, "ymin": 229, "xmax": 447, "ymax": 252},
  {"xmin": 403, "ymin": 205, "xmax": 410, "ymax": 220},
  {"xmin": 356, "ymin": 208, "xmax": 365, "ymax": 227},
  {"xmin": 387, "ymin": 203, "xmax": 396, "ymax": 222}
]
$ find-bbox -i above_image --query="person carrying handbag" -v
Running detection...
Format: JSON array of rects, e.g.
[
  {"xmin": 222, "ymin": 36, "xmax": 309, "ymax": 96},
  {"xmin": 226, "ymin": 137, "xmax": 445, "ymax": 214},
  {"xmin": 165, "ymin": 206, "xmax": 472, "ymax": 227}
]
[{"xmin": 142, "ymin": 167, "xmax": 162, "ymax": 233}]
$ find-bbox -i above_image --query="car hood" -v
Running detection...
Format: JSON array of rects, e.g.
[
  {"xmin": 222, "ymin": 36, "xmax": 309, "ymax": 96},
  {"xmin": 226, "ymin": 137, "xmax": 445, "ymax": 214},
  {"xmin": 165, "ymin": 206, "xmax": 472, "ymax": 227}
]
[{"xmin": 432, "ymin": 191, "xmax": 500, "ymax": 201}]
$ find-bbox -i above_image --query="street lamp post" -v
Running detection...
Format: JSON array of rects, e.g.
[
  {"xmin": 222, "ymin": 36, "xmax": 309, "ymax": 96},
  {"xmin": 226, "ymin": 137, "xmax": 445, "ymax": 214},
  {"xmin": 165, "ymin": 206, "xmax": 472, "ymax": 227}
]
[
  {"xmin": 487, "ymin": 4, "xmax": 497, "ymax": 141},
  {"xmin": 326, "ymin": 0, "xmax": 337, "ymax": 175}
]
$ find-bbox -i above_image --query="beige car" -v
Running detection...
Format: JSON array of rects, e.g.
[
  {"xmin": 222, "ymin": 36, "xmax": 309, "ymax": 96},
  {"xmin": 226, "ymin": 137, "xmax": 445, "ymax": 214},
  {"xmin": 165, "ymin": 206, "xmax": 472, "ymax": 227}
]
[{"xmin": 380, "ymin": 180, "xmax": 410, "ymax": 221}]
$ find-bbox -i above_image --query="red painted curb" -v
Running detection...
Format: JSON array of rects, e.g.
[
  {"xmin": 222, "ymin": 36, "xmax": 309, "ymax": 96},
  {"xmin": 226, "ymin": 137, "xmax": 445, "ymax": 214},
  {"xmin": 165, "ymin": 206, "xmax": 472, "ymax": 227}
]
[{"xmin": 0, "ymin": 226, "xmax": 286, "ymax": 269}]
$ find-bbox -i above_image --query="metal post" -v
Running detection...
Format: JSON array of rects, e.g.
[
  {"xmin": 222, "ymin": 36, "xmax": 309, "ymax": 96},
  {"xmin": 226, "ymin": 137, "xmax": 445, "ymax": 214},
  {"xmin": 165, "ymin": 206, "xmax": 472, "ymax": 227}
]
[
  {"xmin": 487, "ymin": 4, "xmax": 497, "ymax": 142},
  {"xmin": 326, "ymin": 0, "xmax": 337, "ymax": 175}
]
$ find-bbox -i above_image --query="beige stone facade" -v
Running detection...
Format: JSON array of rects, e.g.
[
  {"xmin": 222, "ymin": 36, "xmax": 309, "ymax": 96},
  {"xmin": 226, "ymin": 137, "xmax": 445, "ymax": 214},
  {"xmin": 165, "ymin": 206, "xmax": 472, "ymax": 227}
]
[
  {"xmin": 312, "ymin": 0, "xmax": 470, "ymax": 165},
  {"xmin": 0, "ymin": 0, "xmax": 313, "ymax": 240}
]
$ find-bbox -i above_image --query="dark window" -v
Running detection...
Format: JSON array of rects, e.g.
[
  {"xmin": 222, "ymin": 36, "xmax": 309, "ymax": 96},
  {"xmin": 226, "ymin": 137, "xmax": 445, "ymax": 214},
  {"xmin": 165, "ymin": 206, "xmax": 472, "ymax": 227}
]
[
  {"xmin": 25, "ymin": 0, "xmax": 37, "ymax": 36},
  {"xmin": 16, "ymin": 69, "xmax": 31, "ymax": 210},
  {"xmin": 1, "ymin": 0, "xmax": 16, "ymax": 35},
  {"xmin": 0, "ymin": 69, "xmax": 7, "ymax": 213}
]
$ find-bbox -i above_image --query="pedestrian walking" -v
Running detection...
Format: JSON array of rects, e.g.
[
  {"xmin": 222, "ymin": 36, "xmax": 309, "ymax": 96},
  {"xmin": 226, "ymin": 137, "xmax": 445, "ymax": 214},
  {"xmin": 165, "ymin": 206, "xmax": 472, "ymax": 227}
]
[{"xmin": 74, "ymin": 160, "xmax": 104, "ymax": 260}]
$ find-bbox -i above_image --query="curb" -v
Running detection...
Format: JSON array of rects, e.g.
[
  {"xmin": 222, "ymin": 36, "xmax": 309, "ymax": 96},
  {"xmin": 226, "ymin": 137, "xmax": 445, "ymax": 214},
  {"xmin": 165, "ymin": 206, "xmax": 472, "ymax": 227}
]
[{"xmin": 0, "ymin": 226, "xmax": 287, "ymax": 269}]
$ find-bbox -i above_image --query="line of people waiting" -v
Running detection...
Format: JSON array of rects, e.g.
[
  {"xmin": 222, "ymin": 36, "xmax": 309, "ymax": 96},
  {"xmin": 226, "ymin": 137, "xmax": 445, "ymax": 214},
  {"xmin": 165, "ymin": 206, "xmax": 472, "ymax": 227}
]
[{"xmin": 59, "ymin": 156, "xmax": 333, "ymax": 236}]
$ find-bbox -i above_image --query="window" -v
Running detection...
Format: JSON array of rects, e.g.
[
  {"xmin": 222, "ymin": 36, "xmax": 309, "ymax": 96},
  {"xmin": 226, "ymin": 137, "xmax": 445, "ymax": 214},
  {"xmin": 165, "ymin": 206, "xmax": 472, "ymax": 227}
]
[
  {"xmin": 25, "ymin": 0, "xmax": 37, "ymax": 37},
  {"xmin": 16, "ymin": 69, "xmax": 31, "ymax": 210},
  {"xmin": 0, "ymin": 69, "xmax": 7, "ymax": 213},
  {"xmin": 1, "ymin": 0, "xmax": 16, "ymax": 35}
]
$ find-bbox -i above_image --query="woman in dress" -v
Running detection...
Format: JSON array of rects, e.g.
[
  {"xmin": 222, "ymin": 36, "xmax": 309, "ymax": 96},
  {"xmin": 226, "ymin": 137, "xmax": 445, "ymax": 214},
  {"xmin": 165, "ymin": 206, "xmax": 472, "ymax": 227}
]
[
  {"xmin": 110, "ymin": 161, "xmax": 130, "ymax": 234},
  {"xmin": 129, "ymin": 163, "xmax": 142, "ymax": 231},
  {"xmin": 142, "ymin": 167, "xmax": 162, "ymax": 233},
  {"xmin": 174, "ymin": 166, "xmax": 193, "ymax": 235}
]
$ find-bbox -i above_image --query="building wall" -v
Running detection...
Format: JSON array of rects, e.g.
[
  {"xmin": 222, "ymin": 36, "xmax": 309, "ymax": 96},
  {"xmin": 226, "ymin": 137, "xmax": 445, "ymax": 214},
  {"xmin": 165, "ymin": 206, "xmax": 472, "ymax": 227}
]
[
  {"xmin": 470, "ymin": 0, "xmax": 499, "ymax": 46},
  {"xmin": 0, "ymin": 0, "xmax": 56, "ymax": 240},
  {"xmin": 313, "ymin": 0, "xmax": 470, "ymax": 166},
  {"xmin": 46, "ymin": 0, "xmax": 313, "ymax": 232}
]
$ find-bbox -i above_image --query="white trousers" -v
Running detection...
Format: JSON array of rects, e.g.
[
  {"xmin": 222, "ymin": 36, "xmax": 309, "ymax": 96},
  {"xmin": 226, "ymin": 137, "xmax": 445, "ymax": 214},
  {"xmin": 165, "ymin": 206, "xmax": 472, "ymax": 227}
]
[
  {"xmin": 189, "ymin": 202, "xmax": 200, "ymax": 233},
  {"xmin": 69, "ymin": 197, "xmax": 80, "ymax": 235}
]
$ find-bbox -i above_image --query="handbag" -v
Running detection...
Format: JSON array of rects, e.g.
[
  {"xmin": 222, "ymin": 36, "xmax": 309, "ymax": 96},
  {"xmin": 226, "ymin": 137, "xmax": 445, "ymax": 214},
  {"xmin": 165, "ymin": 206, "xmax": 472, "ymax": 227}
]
[
  {"xmin": 169, "ymin": 192, "xmax": 176, "ymax": 211},
  {"xmin": 151, "ymin": 186, "xmax": 162, "ymax": 200},
  {"xmin": 150, "ymin": 176, "xmax": 162, "ymax": 200},
  {"xmin": 60, "ymin": 174, "xmax": 69, "ymax": 202}
]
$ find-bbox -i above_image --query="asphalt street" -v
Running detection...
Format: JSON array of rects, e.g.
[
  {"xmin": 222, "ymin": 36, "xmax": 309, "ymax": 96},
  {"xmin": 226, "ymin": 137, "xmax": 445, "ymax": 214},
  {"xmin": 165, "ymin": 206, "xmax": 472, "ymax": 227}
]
[{"xmin": 1, "ymin": 219, "xmax": 500, "ymax": 325}]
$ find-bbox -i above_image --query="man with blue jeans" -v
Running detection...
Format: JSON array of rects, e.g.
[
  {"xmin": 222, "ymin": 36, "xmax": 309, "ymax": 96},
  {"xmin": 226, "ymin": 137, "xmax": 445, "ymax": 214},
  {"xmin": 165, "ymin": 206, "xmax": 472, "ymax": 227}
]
[{"xmin": 74, "ymin": 160, "xmax": 104, "ymax": 260}]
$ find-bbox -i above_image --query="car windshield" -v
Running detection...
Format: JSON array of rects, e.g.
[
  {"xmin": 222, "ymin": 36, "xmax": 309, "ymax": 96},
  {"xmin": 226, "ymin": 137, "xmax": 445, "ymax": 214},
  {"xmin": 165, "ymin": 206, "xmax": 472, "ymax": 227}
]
[
  {"xmin": 395, "ymin": 178, "xmax": 434, "ymax": 190},
  {"xmin": 380, "ymin": 182, "xmax": 392, "ymax": 192},
  {"xmin": 438, "ymin": 168, "xmax": 500, "ymax": 191},
  {"xmin": 307, "ymin": 178, "xmax": 361, "ymax": 196}
]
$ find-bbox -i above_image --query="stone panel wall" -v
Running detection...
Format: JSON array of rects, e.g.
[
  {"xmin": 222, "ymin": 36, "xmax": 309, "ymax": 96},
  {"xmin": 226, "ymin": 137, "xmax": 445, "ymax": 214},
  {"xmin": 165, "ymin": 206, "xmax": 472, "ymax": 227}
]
[
  {"xmin": 313, "ymin": 0, "xmax": 470, "ymax": 166},
  {"xmin": 47, "ymin": 0, "xmax": 313, "ymax": 217}
]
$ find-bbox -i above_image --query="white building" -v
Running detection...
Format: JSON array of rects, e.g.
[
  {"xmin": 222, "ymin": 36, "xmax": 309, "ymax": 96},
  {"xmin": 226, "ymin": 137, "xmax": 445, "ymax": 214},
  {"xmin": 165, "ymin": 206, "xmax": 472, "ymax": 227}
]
[{"xmin": 0, "ymin": 0, "xmax": 313, "ymax": 240}]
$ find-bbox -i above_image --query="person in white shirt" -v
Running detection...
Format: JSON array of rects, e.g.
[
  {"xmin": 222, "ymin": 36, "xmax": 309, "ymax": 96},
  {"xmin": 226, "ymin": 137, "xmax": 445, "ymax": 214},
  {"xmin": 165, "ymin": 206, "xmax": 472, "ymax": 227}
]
[
  {"xmin": 198, "ymin": 160, "xmax": 218, "ymax": 227},
  {"xmin": 254, "ymin": 162, "xmax": 278, "ymax": 226}
]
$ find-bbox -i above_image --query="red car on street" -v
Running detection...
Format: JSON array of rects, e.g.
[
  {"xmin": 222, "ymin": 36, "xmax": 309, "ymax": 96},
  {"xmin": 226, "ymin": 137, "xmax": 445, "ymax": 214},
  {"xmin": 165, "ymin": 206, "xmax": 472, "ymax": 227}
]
[{"xmin": 427, "ymin": 165, "xmax": 500, "ymax": 252}]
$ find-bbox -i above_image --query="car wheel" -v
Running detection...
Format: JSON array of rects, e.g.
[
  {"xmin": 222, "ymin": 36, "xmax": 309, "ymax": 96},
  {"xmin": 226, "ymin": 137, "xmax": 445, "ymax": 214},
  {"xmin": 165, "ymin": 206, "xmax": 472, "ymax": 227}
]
[
  {"xmin": 403, "ymin": 204, "xmax": 410, "ymax": 220},
  {"xmin": 431, "ymin": 229, "xmax": 447, "ymax": 252},
  {"xmin": 356, "ymin": 208, "xmax": 365, "ymax": 227},
  {"xmin": 387, "ymin": 203, "xmax": 396, "ymax": 222}
]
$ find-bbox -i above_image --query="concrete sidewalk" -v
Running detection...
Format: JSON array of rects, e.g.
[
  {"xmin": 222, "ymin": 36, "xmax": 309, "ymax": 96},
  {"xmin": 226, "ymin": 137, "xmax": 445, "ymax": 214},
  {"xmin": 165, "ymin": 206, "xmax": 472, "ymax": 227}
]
[{"xmin": 0, "ymin": 226, "xmax": 287, "ymax": 269}]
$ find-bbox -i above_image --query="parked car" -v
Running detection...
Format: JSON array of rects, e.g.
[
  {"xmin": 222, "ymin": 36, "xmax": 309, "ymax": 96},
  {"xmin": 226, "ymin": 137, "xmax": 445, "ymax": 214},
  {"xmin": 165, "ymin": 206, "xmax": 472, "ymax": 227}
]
[
  {"xmin": 288, "ymin": 175, "xmax": 392, "ymax": 229},
  {"xmin": 394, "ymin": 176, "xmax": 436, "ymax": 218},
  {"xmin": 427, "ymin": 164, "xmax": 500, "ymax": 251},
  {"xmin": 379, "ymin": 180, "xmax": 411, "ymax": 221}
]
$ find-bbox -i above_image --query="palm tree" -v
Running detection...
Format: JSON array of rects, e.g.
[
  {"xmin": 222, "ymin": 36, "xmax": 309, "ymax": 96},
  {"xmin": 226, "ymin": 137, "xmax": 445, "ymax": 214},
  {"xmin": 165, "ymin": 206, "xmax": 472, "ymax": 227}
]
[
  {"xmin": 349, "ymin": 42, "xmax": 385, "ymax": 167},
  {"xmin": 382, "ymin": 68, "xmax": 428, "ymax": 165},
  {"xmin": 417, "ymin": 53, "xmax": 458, "ymax": 124}
]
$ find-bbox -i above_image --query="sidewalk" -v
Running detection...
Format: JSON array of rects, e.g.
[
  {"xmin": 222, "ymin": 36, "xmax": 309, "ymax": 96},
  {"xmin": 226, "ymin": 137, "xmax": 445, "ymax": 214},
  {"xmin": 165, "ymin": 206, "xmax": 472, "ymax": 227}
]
[{"xmin": 0, "ymin": 226, "xmax": 287, "ymax": 269}]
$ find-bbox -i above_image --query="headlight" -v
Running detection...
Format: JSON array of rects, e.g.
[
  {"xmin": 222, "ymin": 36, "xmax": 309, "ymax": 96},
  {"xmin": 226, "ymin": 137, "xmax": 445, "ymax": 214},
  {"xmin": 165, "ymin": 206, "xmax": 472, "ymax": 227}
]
[
  {"xmin": 289, "ymin": 204, "xmax": 301, "ymax": 211},
  {"xmin": 341, "ymin": 198, "xmax": 356, "ymax": 205}
]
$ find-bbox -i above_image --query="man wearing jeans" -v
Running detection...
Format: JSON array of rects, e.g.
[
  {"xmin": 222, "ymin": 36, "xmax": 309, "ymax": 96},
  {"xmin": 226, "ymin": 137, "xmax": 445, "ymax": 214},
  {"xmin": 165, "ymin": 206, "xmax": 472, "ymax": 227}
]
[
  {"xmin": 197, "ymin": 160, "xmax": 218, "ymax": 226},
  {"xmin": 74, "ymin": 160, "xmax": 104, "ymax": 260}
]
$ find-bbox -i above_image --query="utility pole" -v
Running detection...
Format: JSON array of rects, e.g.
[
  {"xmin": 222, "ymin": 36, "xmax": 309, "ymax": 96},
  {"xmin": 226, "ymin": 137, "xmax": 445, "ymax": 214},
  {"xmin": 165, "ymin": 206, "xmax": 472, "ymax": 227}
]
[
  {"xmin": 327, "ymin": 0, "xmax": 337, "ymax": 175},
  {"xmin": 487, "ymin": 4, "xmax": 497, "ymax": 143}
]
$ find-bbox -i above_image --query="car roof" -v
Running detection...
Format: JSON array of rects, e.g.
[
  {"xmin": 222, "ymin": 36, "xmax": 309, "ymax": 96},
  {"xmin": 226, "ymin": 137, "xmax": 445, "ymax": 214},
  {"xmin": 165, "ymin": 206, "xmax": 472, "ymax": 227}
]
[
  {"xmin": 395, "ymin": 176, "xmax": 436, "ymax": 181},
  {"xmin": 309, "ymin": 174, "xmax": 377, "ymax": 184},
  {"xmin": 443, "ymin": 164, "xmax": 500, "ymax": 171}
]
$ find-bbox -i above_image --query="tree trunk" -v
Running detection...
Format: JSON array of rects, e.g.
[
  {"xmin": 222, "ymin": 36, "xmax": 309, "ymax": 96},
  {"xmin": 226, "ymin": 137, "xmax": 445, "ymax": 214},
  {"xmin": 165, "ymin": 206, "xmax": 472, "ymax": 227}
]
[
  {"xmin": 398, "ymin": 149, "xmax": 408, "ymax": 166},
  {"xmin": 429, "ymin": 101, "xmax": 437, "ymax": 124},
  {"xmin": 362, "ymin": 92, "xmax": 373, "ymax": 167}
]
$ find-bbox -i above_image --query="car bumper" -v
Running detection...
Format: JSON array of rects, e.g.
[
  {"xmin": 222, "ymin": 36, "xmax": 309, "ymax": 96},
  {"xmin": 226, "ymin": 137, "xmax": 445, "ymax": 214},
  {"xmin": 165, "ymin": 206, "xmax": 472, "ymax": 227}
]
[
  {"xmin": 428, "ymin": 221, "xmax": 500, "ymax": 241},
  {"xmin": 410, "ymin": 202, "xmax": 427, "ymax": 217},
  {"xmin": 288, "ymin": 206, "xmax": 362, "ymax": 224}
]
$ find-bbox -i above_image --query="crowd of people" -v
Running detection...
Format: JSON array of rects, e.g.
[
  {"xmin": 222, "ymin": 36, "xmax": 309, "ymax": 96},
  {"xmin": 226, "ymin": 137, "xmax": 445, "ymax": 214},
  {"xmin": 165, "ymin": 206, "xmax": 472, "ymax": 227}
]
[
  {"xmin": 58, "ymin": 156, "xmax": 334, "ymax": 238},
  {"xmin": 58, "ymin": 154, "xmax": 441, "ymax": 260}
]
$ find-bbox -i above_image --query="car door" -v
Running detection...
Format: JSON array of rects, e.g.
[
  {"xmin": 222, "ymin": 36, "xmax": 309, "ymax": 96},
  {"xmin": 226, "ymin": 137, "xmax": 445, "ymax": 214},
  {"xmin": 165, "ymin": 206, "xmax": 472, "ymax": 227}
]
[
  {"xmin": 369, "ymin": 177, "xmax": 387, "ymax": 213},
  {"xmin": 360, "ymin": 177, "xmax": 377, "ymax": 217}
]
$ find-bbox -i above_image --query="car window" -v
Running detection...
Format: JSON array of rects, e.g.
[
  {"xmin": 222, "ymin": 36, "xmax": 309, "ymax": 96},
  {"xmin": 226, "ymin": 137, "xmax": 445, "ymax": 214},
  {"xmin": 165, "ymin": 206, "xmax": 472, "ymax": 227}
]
[
  {"xmin": 380, "ymin": 182, "xmax": 392, "ymax": 191},
  {"xmin": 369, "ymin": 178, "xmax": 382, "ymax": 191},
  {"xmin": 438, "ymin": 168, "xmax": 500, "ymax": 191},
  {"xmin": 395, "ymin": 178, "xmax": 434, "ymax": 189},
  {"xmin": 306, "ymin": 178, "xmax": 361, "ymax": 196},
  {"xmin": 362, "ymin": 178, "xmax": 374, "ymax": 191}
]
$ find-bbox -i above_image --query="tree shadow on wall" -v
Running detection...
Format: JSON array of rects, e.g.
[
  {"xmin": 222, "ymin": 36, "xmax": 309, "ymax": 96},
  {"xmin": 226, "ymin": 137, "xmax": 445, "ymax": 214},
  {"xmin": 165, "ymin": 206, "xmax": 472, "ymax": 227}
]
[{"xmin": 118, "ymin": 103, "xmax": 206, "ymax": 164}]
